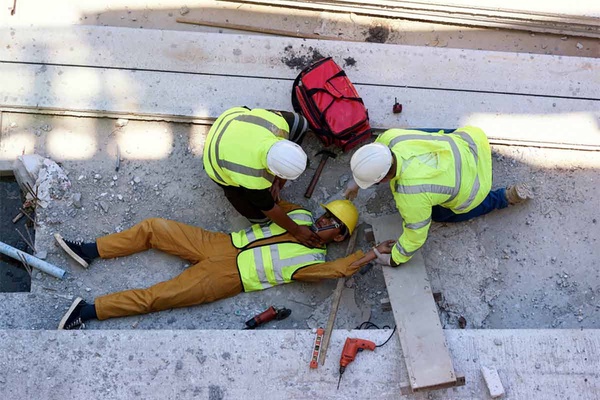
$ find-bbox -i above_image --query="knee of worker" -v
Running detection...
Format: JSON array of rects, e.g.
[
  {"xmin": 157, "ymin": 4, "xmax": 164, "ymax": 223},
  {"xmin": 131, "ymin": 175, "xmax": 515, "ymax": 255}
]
[{"xmin": 136, "ymin": 218, "xmax": 172, "ymax": 245}]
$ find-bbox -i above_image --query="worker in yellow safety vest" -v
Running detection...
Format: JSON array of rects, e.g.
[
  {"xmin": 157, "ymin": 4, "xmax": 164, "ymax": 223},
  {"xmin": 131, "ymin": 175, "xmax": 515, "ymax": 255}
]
[
  {"xmin": 204, "ymin": 106, "xmax": 322, "ymax": 248},
  {"xmin": 55, "ymin": 200, "xmax": 396, "ymax": 329},
  {"xmin": 345, "ymin": 127, "xmax": 533, "ymax": 267}
]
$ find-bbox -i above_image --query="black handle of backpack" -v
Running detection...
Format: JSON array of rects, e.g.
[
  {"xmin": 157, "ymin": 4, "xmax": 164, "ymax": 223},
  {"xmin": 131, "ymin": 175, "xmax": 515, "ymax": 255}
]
[{"xmin": 291, "ymin": 74, "xmax": 303, "ymax": 114}]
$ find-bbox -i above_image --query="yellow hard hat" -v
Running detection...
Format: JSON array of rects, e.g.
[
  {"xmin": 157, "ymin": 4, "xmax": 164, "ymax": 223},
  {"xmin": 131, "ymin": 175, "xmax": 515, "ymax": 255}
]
[{"xmin": 321, "ymin": 200, "xmax": 359, "ymax": 235}]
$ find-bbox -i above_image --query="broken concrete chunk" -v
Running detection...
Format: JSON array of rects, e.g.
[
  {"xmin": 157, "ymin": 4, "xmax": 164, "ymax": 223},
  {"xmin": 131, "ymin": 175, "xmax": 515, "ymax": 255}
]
[
  {"xmin": 99, "ymin": 201, "xmax": 109, "ymax": 213},
  {"xmin": 94, "ymin": 174, "xmax": 102, "ymax": 180},
  {"xmin": 72, "ymin": 193, "xmax": 82, "ymax": 208},
  {"xmin": 115, "ymin": 118, "xmax": 129, "ymax": 128},
  {"xmin": 481, "ymin": 366, "xmax": 505, "ymax": 398},
  {"xmin": 34, "ymin": 251, "xmax": 47, "ymax": 260},
  {"xmin": 179, "ymin": 6, "xmax": 190, "ymax": 15},
  {"xmin": 133, "ymin": 176, "xmax": 141, "ymax": 184}
]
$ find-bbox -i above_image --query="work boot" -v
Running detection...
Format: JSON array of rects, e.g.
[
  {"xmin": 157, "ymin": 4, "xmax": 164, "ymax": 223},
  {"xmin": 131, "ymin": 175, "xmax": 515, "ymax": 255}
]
[
  {"xmin": 58, "ymin": 297, "xmax": 87, "ymax": 330},
  {"xmin": 505, "ymin": 183, "xmax": 534, "ymax": 205},
  {"xmin": 54, "ymin": 233, "xmax": 95, "ymax": 268}
]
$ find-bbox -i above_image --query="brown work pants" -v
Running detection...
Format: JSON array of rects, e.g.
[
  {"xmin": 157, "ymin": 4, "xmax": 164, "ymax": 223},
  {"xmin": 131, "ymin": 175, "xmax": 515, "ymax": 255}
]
[{"xmin": 94, "ymin": 218, "xmax": 243, "ymax": 320}]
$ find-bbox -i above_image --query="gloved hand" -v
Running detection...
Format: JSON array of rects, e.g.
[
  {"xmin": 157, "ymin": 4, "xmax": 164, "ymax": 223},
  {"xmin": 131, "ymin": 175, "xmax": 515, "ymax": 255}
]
[
  {"xmin": 372, "ymin": 247, "xmax": 392, "ymax": 266},
  {"xmin": 344, "ymin": 180, "xmax": 360, "ymax": 200}
]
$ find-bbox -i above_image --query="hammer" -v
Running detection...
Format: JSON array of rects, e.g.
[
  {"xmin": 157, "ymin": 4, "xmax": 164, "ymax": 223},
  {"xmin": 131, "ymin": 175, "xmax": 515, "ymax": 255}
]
[{"xmin": 304, "ymin": 150, "xmax": 336, "ymax": 199}]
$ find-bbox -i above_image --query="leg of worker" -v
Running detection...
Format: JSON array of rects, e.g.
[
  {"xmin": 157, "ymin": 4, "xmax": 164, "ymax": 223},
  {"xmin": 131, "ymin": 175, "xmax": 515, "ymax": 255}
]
[
  {"xmin": 219, "ymin": 184, "xmax": 269, "ymax": 224},
  {"xmin": 95, "ymin": 256, "xmax": 242, "ymax": 320},
  {"xmin": 432, "ymin": 188, "xmax": 508, "ymax": 223},
  {"xmin": 97, "ymin": 218, "xmax": 230, "ymax": 262}
]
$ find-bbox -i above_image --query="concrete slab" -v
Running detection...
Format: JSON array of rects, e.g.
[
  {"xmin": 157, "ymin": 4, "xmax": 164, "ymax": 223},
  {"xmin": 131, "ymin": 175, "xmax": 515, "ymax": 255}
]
[
  {"xmin": 2, "ymin": 63, "xmax": 599, "ymax": 147},
  {"xmin": 1, "ymin": 25, "xmax": 598, "ymax": 99},
  {"xmin": 0, "ymin": 329, "xmax": 599, "ymax": 399}
]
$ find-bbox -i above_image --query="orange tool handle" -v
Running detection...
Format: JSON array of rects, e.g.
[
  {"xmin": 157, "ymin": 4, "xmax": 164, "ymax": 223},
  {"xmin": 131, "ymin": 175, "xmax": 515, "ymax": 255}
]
[{"xmin": 340, "ymin": 338, "xmax": 376, "ymax": 368}]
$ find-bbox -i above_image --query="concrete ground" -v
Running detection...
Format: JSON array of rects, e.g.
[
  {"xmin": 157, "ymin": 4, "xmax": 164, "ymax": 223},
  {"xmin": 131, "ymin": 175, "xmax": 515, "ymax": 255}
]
[{"xmin": 1, "ymin": 1, "xmax": 599, "ymax": 398}]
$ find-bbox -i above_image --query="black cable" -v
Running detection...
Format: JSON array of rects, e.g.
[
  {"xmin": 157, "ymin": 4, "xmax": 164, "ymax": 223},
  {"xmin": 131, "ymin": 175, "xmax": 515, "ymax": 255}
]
[{"xmin": 355, "ymin": 321, "xmax": 397, "ymax": 348}]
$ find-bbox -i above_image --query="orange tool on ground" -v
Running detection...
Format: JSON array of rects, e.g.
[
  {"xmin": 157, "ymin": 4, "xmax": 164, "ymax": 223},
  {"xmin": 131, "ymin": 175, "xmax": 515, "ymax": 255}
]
[
  {"xmin": 337, "ymin": 338, "xmax": 376, "ymax": 389},
  {"xmin": 310, "ymin": 328, "xmax": 325, "ymax": 369}
]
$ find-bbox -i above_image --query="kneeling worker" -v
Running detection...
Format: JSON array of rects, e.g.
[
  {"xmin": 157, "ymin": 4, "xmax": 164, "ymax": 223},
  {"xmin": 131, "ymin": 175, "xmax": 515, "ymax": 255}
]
[
  {"xmin": 203, "ymin": 106, "xmax": 322, "ymax": 248},
  {"xmin": 346, "ymin": 127, "xmax": 533, "ymax": 267},
  {"xmin": 56, "ymin": 200, "xmax": 395, "ymax": 330}
]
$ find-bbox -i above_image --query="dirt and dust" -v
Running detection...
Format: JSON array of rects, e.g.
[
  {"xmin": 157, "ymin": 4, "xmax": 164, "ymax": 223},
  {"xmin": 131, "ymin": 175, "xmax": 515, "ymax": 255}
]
[
  {"xmin": 281, "ymin": 45, "xmax": 326, "ymax": 70},
  {"xmin": 365, "ymin": 25, "xmax": 391, "ymax": 43}
]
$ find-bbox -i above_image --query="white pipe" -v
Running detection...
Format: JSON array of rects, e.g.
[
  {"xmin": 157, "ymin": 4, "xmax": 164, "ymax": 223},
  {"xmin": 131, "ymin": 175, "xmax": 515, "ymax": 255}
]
[{"xmin": 0, "ymin": 240, "xmax": 66, "ymax": 279}]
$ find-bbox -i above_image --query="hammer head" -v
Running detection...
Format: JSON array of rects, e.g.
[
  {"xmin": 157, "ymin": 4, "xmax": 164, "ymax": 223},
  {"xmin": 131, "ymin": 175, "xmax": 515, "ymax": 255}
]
[{"xmin": 316, "ymin": 149, "xmax": 336, "ymax": 160}]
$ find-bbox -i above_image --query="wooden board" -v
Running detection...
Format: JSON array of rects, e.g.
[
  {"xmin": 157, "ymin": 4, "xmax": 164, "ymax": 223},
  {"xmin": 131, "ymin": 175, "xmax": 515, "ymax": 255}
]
[
  {"xmin": 2, "ymin": 61, "xmax": 599, "ymax": 149},
  {"xmin": 371, "ymin": 214, "xmax": 457, "ymax": 391}
]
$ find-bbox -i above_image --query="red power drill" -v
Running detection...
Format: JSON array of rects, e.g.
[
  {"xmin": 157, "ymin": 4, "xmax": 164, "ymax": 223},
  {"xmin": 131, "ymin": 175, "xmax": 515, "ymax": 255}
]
[
  {"xmin": 244, "ymin": 306, "xmax": 291, "ymax": 329},
  {"xmin": 337, "ymin": 338, "xmax": 376, "ymax": 389}
]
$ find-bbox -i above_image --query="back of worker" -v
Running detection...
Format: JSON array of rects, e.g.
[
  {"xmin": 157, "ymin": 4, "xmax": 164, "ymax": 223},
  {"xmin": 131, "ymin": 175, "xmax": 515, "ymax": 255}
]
[
  {"xmin": 377, "ymin": 127, "xmax": 492, "ymax": 214},
  {"xmin": 204, "ymin": 107, "xmax": 291, "ymax": 189},
  {"xmin": 368, "ymin": 126, "xmax": 492, "ymax": 264}
]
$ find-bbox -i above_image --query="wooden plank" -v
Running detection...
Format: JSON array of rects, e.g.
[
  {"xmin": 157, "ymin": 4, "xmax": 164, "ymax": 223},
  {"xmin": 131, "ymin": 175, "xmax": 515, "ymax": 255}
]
[
  {"xmin": 1, "ymin": 25, "xmax": 598, "ymax": 100},
  {"xmin": 371, "ymin": 214, "xmax": 456, "ymax": 391},
  {"xmin": 2, "ymin": 62, "xmax": 598, "ymax": 149},
  {"xmin": 319, "ymin": 229, "xmax": 359, "ymax": 365},
  {"xmin": 222, "ymin": 0, "xmax": 600, "ymax": 38}
]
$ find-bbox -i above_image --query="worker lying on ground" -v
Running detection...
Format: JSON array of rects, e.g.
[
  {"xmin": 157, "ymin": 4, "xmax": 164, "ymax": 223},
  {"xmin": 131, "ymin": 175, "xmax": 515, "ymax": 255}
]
[
  {"xmin": 55, "ymin": 200, "xmax": 395, "ymax": 330},
  {"xmin": 345, "ymin": 127, "xmax": 533, "ymax": 267},
  {"xmin": 204, "ymin": 106, "xmax": 323, "ymax": 248}
]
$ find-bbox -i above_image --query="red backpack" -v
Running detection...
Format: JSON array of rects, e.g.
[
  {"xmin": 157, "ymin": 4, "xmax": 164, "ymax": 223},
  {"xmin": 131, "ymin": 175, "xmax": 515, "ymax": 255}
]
[{"xmin": 291, "ymin": 57, "xmax": 371, "ymax": 152}]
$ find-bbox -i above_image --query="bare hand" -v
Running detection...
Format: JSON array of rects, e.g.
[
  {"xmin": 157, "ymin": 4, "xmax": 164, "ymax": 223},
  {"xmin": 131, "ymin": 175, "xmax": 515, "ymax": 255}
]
[
  {"xmin": 376, "ymin": 240, "xmax": 396, "ymax": 254},
  {"xmin": 344, "ymin": 180, "xmax": 359, "ymax": 200},
  {"xmin": 269, "ymin": 178, "xmax": 286, "ymax": 202},
  {"xmin": 292, "ymin": 225, "xmax": 323, "ymax": 248}
]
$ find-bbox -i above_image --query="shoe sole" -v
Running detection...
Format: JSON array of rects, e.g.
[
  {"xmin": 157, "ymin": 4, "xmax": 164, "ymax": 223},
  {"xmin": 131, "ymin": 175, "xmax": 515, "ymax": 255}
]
[
  {"xmin": 58, "ymin": 297, "xmax": 83, "ymax": 329},
  {"xmin": 54, "ymin": 233, "xmax": 89, "ymax": 268}
]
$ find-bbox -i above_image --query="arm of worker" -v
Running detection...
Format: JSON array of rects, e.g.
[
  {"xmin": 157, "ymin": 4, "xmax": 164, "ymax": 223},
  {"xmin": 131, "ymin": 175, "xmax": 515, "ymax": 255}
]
[
  {"xmin": 344, "ymin": 179, "xmax": 360, "ymax": 200},
  {"xmin": 269, "ymin": 177, "xmax": 287, "ymax": 202},
  {"xmin": 263, "ymin": 204, "xmax": 323, "ymax": 248},
  {"xmin": 242, "ymin": 188, "xmax": 321, "ymax": 247},
  {"xmin": 390, "ymin": 201, "xmax": 432, "ymax": 266},
  {"xmin": 293, "ymin": 240, "xmax": 396, "ymax": 281}
]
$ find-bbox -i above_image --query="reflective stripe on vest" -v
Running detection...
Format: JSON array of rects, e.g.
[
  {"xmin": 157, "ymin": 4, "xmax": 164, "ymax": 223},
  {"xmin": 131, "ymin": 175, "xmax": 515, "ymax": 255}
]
[
  {"xmin": 230, "ymin": 209, "xmax": 314, "ymax": 249},
  {"xmin": 238, "ymin": 243, "xmax": 327, "ymax": 292},
  {"xmin": 389, "ymin": 134, "xmax": 462, "ymax": 203},
  {"xmin": 206, "ymin": 111, "xmax": 288, "ymax": 188},
  {"xmin": 205, "ymin": 108, "xmax": 247, "ymax": 185},
  {"xmin": 453, "ymin": 131, "xmax": 480, "ymax": 211},
  {"xmin": 394, "ymin": 240, "xmax": 417, "ymax": 258}
]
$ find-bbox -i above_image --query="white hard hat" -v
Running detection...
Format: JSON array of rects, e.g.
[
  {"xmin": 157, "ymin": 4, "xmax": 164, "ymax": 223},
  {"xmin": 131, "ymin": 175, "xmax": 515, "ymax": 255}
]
[
  {"xmin": 267, "ymin": 140, "xmax": 308, "ymax": 180},
  {"xmin": 350, "ymin": 143, "xmax": 393, "ymax": 189}
]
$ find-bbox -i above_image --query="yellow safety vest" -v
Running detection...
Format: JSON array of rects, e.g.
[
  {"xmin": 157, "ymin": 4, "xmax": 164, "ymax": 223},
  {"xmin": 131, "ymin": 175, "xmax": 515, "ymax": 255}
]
[
  {"xmin": 203, "ymin": 107, "xmax": 291, "ymax": 190},
  {"xmin": 376, "ymin": 127, "xmax": 492, "ymax": 264},
  {"xmin": 230, "ymin": 208, "xmax": 327, "ymax": 292},
  {"xmin": 231, "ymin": 209, "xmax": 314, "ymax": 248}
]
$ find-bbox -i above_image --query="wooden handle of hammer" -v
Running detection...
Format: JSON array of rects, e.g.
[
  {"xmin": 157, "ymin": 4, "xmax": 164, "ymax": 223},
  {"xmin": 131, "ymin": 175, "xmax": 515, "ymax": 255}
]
[{"xmin": 304, "ymin": 157, "xmax": 329, "ymax": 199}]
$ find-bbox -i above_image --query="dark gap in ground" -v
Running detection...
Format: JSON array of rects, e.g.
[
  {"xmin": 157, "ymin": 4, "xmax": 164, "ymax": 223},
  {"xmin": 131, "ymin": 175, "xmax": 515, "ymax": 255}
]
[{"xmin": 0, "ymin": 176, "xmax": 33, "ymax": 292}]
